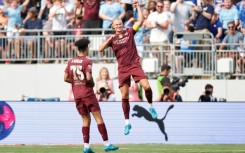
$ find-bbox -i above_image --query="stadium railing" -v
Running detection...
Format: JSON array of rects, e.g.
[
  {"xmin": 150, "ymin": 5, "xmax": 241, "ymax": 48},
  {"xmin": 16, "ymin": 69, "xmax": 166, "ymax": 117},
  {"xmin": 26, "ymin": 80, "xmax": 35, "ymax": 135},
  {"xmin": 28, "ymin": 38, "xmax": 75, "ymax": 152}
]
[{"xmin": 0, "ymin": 29, "xmax": 244, "ymax": 79}]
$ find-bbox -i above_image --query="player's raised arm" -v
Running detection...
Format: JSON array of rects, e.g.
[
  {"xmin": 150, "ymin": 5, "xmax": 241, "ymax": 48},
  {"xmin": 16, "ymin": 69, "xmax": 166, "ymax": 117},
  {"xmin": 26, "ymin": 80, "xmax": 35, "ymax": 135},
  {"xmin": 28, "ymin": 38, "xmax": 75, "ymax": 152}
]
[
  {"xmin": 133, "ymin": 0, "xmax": 143, "ymax": 30},
  {"xmin": 98, "ymin": 34, "xmax": 114, "ymax": 52}
]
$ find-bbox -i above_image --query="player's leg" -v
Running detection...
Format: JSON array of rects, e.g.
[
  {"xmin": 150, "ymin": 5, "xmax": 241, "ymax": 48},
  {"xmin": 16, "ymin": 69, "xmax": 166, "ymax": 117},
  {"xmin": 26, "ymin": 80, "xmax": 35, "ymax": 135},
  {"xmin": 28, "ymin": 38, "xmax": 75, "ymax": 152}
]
[
  {"xmin": 138, "ymin": 79, "xmax": 158, "ymax": 119},
  {"xmin": 92, "ymin": 111, "xmax": 119, "ymax": 152},
  {"xmin": 75, "ymin": 98, "xmax": 95, "ymax": 153},
  {"xmin": 81, "ymin": 113, "xmax": 95, "ymax": 153},
  {"xmin": 120, "ymin": 85, "xmax": 132, "ymax": 135}
]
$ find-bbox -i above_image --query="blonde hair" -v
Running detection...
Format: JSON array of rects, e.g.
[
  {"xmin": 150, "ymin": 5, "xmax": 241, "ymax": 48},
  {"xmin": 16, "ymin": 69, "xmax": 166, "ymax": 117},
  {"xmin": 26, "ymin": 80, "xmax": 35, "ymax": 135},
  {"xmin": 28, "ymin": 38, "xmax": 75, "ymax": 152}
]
[{"xmin": 97, "ymin": 67, "xmax": 111, "ymax": 81}]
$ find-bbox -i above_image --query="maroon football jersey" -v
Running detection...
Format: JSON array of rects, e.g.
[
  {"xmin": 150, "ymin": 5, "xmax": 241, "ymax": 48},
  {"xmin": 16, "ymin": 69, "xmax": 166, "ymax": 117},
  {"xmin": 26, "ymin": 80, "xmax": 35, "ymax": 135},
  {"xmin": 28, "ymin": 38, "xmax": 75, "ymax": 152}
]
[
  {"xmin": 108, "ymin": 28, "xmax": 141, "ymax": 67},
  {"xmin": 83, "ymin": 0, "xmax": 100, "ymax": 20},
  {"xmin": 65, "ymin": 56, "xmax": 94, "ymax": 99}
]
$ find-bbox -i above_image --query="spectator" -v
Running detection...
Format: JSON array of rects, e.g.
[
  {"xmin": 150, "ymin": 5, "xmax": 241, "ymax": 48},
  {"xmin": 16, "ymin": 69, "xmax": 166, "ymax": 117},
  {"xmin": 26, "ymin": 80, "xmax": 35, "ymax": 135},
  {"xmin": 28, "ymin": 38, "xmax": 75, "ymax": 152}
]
[
  {"xmin": 164, "ymin": 0, "xmax": 174, "ymax": 43},
  {"xmin": 66, "ymin": 16, "xmax": 83, "ymax": 58},
  {"xmin": 4, "ymin": 0, "xmax": 30, "ymax": 59},
  {"xmin": 219, "ymin": 21, "xmax": 243, "ymax": 51},
  {"xmin": 236, "ymin": 27, "xmax": 245, "ymax": 75},
  {"xmin": 172, "ymin": 85, "xmax": 183, "ymax": 102},
  {"xmin": 210, "ymin": 10, "xmax": 223, "ymax": 43},
  {"xmin": 82, "ymin": 0, "xmax": 102, "ymax": 34},
  {"xmin": 96, "ymin": 67, "xmax": 116, "ymax": 102},
  {"xmin": 120, "ymin": 0, "xmax": 133, "ymax": 16},
  {"xmin": 124, "ymin": 10, "xmax": 134, "ymax": 28},
  {"xmin": 238, "ymin": 0, "xmax": 245, "ymax": 29},
  {"xmin": 192, "ymin": 0, "xmax": 214, "ymax": 70},
  {"xmin": 219, "ymin": 21, "xmax": 243, "ymax": 75},
  {"xmin": 145, "ymin": 0, "xmax": 169, "ymax": 60},
  {"xmin": 157, "ymin": 81, "xmax": 176, "ymax": 102},
  {"xmin": 148, "ymin": 0, "xmax": 156, "ymax": 13},
  {"xmin": 192, "ymin": 0, "xmax": 214, "ymax": 33},
  {"xmin": 99, "ymin": 0, "xmax": 125, "ymax": 34},
  {"xmin": 156, "ymin": 64, "xmax": 171, "ymax": 97},
  {"xmin": 142, "ymin": 8, "xmax": 150, "ymax": 49},
  {"xmin": 219, "ymin": 0, "xmax": 239, "ymax": 33},
  {"xmin": 49, "ymin": 0, "xmax": 72, "ymax": 62},
  {"xmin": 22, "ymin": 7, "xmax": 43, "ymax": 60},
  {"xmin": 67, "ymin": 0, "xmax": 83, "ymax": 27},
  {"xmin": 170, "ymin": 0, "xmax": 192, "ymax": 32},
  {"xmin": 198, "ymin": 84, "xmax": 217, "ymax": 102},
  {"xmin": 0, "ymin": 6, "xmax": 8, "ymax": 61},
  {"xmin": 38, "ymin": 0, "xmax": 53, "ymax": 63},
  {"xmin": 174, "ymin": 25, "xmax": 196, "ymax": 72}
]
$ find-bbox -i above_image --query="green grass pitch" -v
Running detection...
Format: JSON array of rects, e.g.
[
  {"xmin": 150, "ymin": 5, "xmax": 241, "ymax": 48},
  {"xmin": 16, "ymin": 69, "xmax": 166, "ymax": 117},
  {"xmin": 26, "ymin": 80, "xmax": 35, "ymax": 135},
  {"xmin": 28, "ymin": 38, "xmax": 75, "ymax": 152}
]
[{"xmin": 0, "ymin": 144, "xmax": 245, "ymax": 153}]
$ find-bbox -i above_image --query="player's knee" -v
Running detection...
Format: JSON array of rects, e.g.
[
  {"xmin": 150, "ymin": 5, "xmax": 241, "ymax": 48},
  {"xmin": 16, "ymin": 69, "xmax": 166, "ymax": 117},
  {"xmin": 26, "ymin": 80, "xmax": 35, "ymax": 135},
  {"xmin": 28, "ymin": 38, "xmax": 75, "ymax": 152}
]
[
  {"xmin": 121, "ymin": 91, "xmax": 129, "ymax": 99},
  {"xmin": 144, "ymin": 86, "xmax": 152, "ymax": 92}
]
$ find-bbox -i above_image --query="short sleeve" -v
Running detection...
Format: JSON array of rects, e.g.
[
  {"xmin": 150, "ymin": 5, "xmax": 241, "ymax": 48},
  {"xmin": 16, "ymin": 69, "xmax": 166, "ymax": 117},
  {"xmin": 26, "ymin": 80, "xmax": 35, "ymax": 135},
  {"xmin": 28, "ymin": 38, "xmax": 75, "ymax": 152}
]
[
  {"xmin": 85, "ymin": 60, "xmax": 92, "ymax": 73},
  {"xmin": 222, "ymin": 35, "xmax": 228, "ymax": 44},
  {"xmin": 207, "ymin": 4, "xmax": 214, "ymax": 15}
]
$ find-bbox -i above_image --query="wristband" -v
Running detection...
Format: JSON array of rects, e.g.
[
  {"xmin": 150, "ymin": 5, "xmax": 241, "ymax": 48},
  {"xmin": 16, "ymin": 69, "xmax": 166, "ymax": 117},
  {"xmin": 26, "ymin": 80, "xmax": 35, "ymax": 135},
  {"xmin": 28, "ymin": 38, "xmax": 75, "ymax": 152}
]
[{"xmin": 133, "ymin": 24, "xmax": 140, "ymax": 31}]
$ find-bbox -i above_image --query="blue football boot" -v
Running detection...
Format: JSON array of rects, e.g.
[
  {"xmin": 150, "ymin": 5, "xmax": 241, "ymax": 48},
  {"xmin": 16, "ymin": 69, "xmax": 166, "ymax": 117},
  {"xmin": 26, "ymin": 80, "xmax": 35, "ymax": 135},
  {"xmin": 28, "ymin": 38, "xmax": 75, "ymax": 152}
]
[
  {"xmin": 83, "ymin": 148, "xmax": 95, "ymax": 153},
  {"xmin": 124, "ymin": 124, "xmax": 132, "ymax": 135},
  {"xmin": 149, "ymin": 108, "xmax": 158, "ymax": 119},
  {"xmin": 104, "ymin": 144, "xmax": 119, "ymax": 152}
]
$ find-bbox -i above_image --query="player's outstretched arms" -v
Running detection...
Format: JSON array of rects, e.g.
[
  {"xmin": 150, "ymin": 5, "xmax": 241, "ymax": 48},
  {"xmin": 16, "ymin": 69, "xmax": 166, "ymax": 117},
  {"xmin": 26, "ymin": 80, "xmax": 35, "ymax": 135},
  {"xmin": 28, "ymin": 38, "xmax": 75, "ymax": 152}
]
[
  {"xmin": 64, "ymin": 73, "xmax": 71, "ymax": 83},
  {"xmin": 98, "ymin": 34, "xmax": 114, "ymax": 52}
]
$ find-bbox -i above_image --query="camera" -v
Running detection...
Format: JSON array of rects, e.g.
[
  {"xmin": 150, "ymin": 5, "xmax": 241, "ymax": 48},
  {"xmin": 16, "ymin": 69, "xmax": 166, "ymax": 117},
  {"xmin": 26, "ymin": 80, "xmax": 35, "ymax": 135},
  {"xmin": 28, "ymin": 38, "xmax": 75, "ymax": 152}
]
[
  {"xmin": 163, "ymin": 88, "xmax": 170, "ymax": 95},
  {"xmin": 98, "ymin": 87, "xmax": 109, "ymax": 99},
  {"xmin": 98, "ymin": 81, "xmax": 111, "ymax": 100},
  {"xmin": 199, "ymin": 91, "xmax": 226, "ymax": 102},
  {"xmin": 161, "ymin": 76, "xmax": 188, "ymax": 95},
  {"xmin": 171, "ymin": 76, "xmax": 188, "ymax": 90}
]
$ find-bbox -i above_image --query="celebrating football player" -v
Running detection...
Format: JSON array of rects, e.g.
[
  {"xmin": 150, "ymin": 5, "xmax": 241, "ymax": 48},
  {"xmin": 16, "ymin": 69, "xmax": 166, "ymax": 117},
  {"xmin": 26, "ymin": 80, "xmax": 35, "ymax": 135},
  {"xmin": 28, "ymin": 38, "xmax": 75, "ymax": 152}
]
[{"xmin": 98, "ymin": 0, "xmax": 158, "ymax": 135}]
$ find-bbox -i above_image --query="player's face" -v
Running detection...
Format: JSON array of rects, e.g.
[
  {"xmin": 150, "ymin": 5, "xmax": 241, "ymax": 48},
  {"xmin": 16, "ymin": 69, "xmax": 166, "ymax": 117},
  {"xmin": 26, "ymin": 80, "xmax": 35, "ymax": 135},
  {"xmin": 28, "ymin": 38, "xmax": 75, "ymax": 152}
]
[{"xmin": 113, "ymin": 19, "xmax": 123, "ymax": 33}]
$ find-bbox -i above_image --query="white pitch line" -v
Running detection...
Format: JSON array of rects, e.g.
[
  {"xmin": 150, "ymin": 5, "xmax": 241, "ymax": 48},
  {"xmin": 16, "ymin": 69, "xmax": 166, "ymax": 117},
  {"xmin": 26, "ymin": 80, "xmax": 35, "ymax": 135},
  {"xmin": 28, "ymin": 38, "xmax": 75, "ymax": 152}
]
[{"xmin": 117, "ymin": 147, "xmax": 245, "ymax": 152}]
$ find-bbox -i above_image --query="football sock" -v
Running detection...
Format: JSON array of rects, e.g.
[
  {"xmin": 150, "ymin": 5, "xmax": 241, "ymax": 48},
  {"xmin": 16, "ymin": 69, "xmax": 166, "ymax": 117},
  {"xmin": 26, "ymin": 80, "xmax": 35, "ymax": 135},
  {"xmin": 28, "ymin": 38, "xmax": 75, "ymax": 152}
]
[
  {"xmin": 98, "ymin": 123, "xmax": 108, "ymax": 141},
  {"xmin": 148, "ymin": 103, "xmax": 153, "ymax": 108},
  {"xmin": 82, "ymin": 126, "xmax": 90, "ymax": 143},
  {"xmin": 103, "ymin": 140, "xmax": 110, "ymax": 146},
  {"xmin": 122, "ymin": 99, "xmax": 130, "ymax": 119},
  {"xmin": 145, "ymin": 88, "xmax": 153, "ymax": 104},
  {"xmin": 84, "ymin": 143, "xmax": 90, "ymax": 148},
  {"xmin": 125, "ymin": 119, "xmax": 130, "ymax": 125}
]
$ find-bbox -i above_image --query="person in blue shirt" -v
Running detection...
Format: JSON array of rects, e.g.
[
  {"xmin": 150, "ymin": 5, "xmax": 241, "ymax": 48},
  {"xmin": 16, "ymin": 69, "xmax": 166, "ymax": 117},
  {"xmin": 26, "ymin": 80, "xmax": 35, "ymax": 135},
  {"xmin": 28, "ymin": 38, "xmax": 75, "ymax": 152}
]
[
  {"xmin": 99, "ymin": 0, "xmax": 125, "ymax": 34},
  {"xmin": 22, "ymin": 7, "xmax": 43, "ymax": 60},
  {"xmin": 4, "ymin": 0, "xmax": 30, "ymax": 59},
  {"xmin": 210, "ymin": 11, "xmax": 223, "ymax": 43},
  {"xmin": 238, "ymin": 0, "xmax": 245, "ymax": 29}
]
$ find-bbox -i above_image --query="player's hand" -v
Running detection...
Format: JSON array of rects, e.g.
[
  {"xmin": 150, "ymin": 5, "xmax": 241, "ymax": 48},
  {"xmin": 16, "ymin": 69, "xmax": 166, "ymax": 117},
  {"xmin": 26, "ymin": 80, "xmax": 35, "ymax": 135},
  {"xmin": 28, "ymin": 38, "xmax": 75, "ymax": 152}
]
[
  {"xmin": 108, "ymin": 34, "xmax": 115, "ymax": 41},
  {"xmin": 132, "ymin": 0, "xmax": 139, "ymax": 6}
]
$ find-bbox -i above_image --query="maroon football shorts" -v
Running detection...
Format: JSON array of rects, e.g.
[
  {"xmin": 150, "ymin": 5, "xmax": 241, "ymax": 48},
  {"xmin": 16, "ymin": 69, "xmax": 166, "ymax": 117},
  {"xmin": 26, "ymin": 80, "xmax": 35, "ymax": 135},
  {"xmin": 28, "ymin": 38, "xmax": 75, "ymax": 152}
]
[
  {"xmin": 75, "ymin": 93, "xmax": 101, "ymax": 115},
  {"xmin": 118, "ymin": 62, "xmax": 147, "ymax": 88}
]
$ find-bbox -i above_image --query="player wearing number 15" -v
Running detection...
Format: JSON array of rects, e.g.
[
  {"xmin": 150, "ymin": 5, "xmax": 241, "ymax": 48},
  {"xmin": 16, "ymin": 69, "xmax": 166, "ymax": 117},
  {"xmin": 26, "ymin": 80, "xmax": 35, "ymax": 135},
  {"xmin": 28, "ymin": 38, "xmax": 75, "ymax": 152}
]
[{"xmin": 64, "ymin": 38, "xmax": 119, "ymax": 153}]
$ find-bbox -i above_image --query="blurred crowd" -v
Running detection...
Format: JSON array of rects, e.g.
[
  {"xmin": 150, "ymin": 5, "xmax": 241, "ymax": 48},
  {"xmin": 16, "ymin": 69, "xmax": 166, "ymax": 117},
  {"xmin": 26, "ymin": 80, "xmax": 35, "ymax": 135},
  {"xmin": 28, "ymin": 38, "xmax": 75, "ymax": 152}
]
[{"xmin": 0, "ymin": 0, "xmax": 245, "ymax": 74}]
